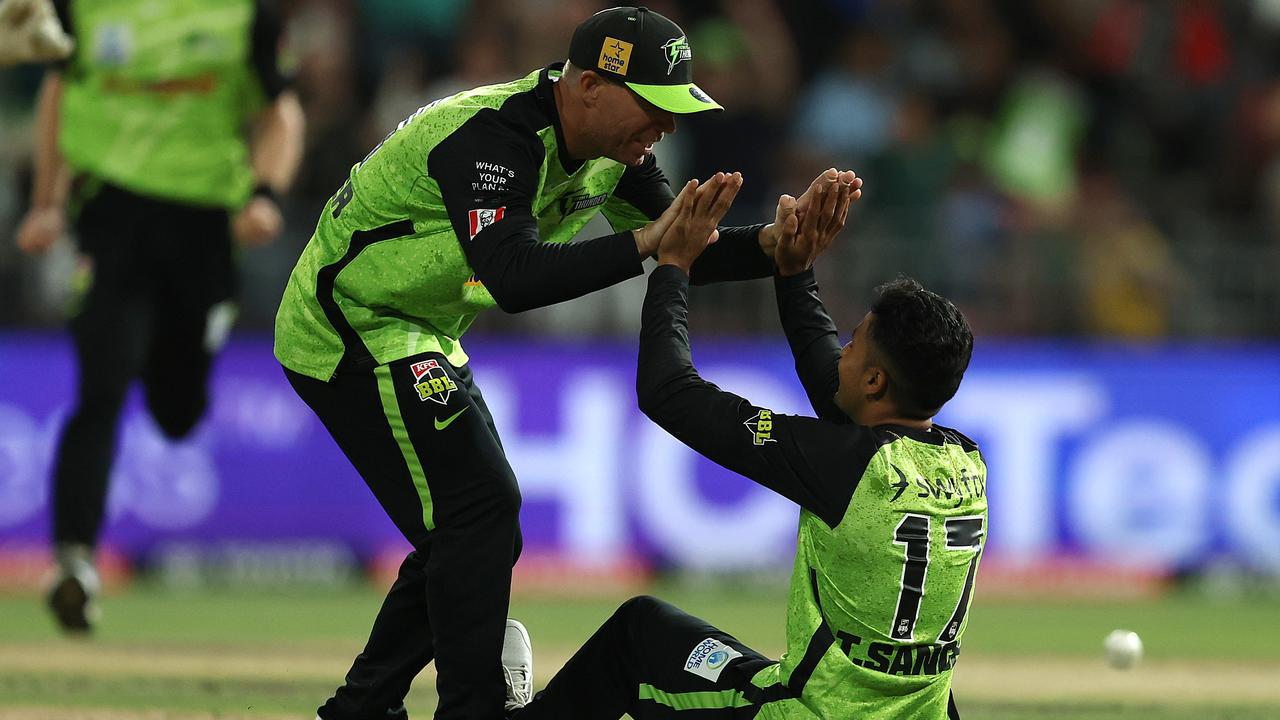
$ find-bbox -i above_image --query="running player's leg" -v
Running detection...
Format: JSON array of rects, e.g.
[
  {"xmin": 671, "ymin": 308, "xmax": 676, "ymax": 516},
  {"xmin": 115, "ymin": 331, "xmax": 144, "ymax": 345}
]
[
  {"xmin": 140, "ymin": 202, "xmax": 234, "ymax": 438},
  {"xmin": 514, "ymin": 595, "xmax": 771, "ymax": 720},
  {"xmin": 288, "ymin": 356, "xmax": 521, "ymax": 720},
  {"xmin": 48, "ymin": 183, "xmax": 150, "ymax": 630}
]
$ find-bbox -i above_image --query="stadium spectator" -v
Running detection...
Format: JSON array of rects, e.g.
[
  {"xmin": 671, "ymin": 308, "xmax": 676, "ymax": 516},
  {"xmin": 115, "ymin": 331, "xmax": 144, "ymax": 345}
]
[{"xmin": 3, "ymin": 0, "xmax": 1279, "ymax": 337}]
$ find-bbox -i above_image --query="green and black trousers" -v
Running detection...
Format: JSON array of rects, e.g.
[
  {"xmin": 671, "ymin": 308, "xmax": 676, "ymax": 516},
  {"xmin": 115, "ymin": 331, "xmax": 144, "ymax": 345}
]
[{"xmin": 286, "ymin": 353, "xmax": 522, "ymax": 720}]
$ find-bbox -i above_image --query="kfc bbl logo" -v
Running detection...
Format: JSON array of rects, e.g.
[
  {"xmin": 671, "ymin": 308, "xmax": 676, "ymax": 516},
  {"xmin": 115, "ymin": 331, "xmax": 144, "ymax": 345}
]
[{"xmin": 411, "ymin": 359, "xmax": 457, "ymax": 404}]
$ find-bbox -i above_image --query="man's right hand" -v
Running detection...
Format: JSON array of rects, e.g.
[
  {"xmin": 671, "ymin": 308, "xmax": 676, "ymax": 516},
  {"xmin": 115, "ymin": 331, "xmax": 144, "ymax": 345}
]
[
  {"xmin": 773, "ymin": 170, "xmax": 860, "ymax": 276},
  {"xmin": 633, "ymin": 179, "xmax": 697, "ymax": 258},
  {"xmin": 656, "ymin": 171, "xmax": 742, "ymax": 273},
  {"xmin": 15, "ymin": 206, "xmax": 64, "ymax": 255}
]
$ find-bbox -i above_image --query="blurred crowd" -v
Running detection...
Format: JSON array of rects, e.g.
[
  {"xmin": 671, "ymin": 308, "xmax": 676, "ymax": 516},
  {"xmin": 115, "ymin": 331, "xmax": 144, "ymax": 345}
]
[{"xmin": 2, "ymin": 0, "xmax": 1279, "ymax": 338}]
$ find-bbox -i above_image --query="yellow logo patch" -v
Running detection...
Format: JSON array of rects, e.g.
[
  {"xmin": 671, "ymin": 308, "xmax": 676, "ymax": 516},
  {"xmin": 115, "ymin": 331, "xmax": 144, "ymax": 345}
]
[{"xmin": 598, "ymin": 37, "xmax": 633, "ymax": 75}]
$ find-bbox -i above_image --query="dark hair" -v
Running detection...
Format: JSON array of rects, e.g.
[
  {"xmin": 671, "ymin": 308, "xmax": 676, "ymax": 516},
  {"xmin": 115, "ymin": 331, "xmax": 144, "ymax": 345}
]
[{"xmin": 868, "ymin": 277, "xmax": 973, "ymax": 419}]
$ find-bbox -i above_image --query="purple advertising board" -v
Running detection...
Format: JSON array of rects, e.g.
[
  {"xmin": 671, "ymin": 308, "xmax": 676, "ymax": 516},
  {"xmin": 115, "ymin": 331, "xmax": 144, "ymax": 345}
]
[{"xmin": 2, "ymin": 333, "xmax": 1279, "ymax": 572}]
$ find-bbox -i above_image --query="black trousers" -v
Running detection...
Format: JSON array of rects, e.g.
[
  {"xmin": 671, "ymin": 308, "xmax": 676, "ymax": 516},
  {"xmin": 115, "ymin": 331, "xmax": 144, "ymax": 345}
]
[
  {"xmin": 516, "ymin": 596, "xmax": 964, "ymax": 720},
  {"xmin": 515, "ymin": 595, "xmax": 774, "ymax": 720},
  {"xmin": 286, "ymin": 354, "xmax": 523, "ymax": 720},
  {"xmin": 52, "ymin": 181, "xmax": 235, "ymax": 548}
]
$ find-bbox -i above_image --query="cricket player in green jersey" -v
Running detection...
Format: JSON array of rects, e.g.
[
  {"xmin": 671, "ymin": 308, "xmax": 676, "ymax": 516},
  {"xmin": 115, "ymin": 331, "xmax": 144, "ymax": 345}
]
[
  {"xmin": 14, "ymin": 0, "xmax": 304, "ymax": 634},
  {"xmin": 274, "ymin": 7, "xmax": 855, "ymax": 720},
  {"xmin": 505, "ymin": 180, "xmax": 985, "ymax": 719}
]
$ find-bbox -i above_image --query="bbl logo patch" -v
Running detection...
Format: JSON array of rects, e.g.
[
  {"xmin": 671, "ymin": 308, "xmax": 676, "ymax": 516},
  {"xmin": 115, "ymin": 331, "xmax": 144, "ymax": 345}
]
[
  {"xmin": 598, "ymin": 37, "xmax": 633, "ymax": 75},
  {"xmin": 744, "ymin": 409, "xmax": 776, "ymax": 446},
  {"xmin": 410, "ymin": 359, "xmax": 457, "ymax": 404},
  {"xmin": 661, "ymin": 36, "xmax": 692, "ymax": 75}
]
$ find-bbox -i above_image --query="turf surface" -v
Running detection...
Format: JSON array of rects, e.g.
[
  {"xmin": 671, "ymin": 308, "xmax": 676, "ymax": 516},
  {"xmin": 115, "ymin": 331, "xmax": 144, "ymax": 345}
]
[{"xmin": 0, "ymin": 584, "xmax": 1275, "ymax": 719}]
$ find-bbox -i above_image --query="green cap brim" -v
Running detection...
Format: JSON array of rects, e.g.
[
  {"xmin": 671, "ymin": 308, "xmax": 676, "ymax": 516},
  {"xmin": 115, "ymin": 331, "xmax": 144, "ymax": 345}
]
[{"xmin": 625, "ymin": 81, "xmax": 723, "ymax": 114}]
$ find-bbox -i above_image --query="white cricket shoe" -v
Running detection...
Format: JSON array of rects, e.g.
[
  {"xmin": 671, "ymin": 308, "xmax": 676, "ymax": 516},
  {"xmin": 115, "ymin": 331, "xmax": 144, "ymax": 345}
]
[
  {"xmin": 502, "ymin": 618, "xmax": 534, "ymax": 711},
  {"xmin": 0, "ymin": 0, "xmax": 74, "ymax": 67}
]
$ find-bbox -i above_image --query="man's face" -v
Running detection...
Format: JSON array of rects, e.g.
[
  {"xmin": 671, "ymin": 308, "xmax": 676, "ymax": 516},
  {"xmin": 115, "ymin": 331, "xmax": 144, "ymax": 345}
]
[
  {"xmin": 835, "ymin": 313, "xmax": 875, "ymax": 419},
  {"xmin": 592, "ymin": 79, "xmax": 676, "ymax": 166}
]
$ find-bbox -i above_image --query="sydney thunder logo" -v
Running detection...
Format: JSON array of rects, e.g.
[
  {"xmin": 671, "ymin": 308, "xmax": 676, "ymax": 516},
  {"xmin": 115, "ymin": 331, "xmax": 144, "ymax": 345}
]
[{"xmin": 661, "ymin": 36, "xmax": 691, "ymax": 75}]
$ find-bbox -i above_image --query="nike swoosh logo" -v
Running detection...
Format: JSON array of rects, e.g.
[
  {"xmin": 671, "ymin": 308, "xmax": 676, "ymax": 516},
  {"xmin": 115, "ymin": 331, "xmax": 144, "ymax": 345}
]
[{"xmin": 433, "ymin": 407, "xmax": 469, "ymax": 431}]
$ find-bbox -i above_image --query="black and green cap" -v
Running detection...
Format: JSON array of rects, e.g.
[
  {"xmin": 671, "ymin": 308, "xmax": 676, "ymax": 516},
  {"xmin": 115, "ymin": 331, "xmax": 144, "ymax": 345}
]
[{"xmin": 568, "ymin": 6, "xmax": 722, "ymax": 114}]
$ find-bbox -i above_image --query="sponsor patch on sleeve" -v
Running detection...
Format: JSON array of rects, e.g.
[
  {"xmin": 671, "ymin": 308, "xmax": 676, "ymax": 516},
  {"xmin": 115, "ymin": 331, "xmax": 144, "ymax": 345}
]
[
  {"xmin": 744, "ymin": 409, "xmax": 776, "ymax": 446},
  {"xmin": 467, "ymin": 207, "xmax": 506, "ymax": 240},
  {"xmin": 472, "ymin": 161, "xmax": 515, "ymax": 192},
  {"xmin": 684, "ymin": 637, "xmax": 742, "ymax": 683}
]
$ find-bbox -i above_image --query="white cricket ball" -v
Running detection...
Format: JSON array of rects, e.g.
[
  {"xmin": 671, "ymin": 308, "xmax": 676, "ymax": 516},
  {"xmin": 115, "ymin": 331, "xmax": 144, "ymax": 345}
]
[{"xmin": 1103, "ymin": 629, "xmax": 1143, "ymax": 669}]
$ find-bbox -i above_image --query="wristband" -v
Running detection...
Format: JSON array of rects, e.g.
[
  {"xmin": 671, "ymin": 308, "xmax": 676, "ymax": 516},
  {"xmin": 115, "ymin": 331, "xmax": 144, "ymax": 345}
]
[{"xmin": 251, "ymin": 183, "xmax": 280, "ymax": 206}]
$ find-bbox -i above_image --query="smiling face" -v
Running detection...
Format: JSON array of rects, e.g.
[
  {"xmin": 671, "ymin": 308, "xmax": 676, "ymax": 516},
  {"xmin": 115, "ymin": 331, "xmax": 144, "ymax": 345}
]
[{"xmin": 589, "ymin": 75, "xmax": 676, "ymax": 166}]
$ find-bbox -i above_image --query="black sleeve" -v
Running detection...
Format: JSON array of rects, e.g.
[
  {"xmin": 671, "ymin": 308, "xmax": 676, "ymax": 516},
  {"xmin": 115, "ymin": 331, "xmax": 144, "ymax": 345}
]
[
  {"xmin": 689, "ymin": 223, "xmax": 775, "ymax": 285},
  {"xmin": 775, "ymin": 270, "xmax": 849, "ymax": 423},
  {"xmin": 636, "ymin": 265, "xmax": 880, "ymax": 527},
  {"xmin": 251, "ymin": 0, "xmax": 291, "ymax": 99},
  {"xmin": 430, "ymin": 111, "xmax": 644, "ymax": 314}
]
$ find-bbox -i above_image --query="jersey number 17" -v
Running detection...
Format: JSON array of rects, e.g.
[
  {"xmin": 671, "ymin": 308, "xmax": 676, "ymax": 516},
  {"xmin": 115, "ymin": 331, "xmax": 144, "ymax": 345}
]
[{"xmin": 890, "ymin": 514, "xmax": 984, "ymax": 643}]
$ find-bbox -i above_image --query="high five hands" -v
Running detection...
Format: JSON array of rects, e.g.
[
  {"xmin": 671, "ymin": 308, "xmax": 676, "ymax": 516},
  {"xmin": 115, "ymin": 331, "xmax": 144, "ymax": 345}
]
[
  {"xmin": 633, "ymin": 167, "xmax": 861, "ymax": 275},
  {"xmin": 654, "ymin": 171, "xmax": 743, "ymax": 273},
  {"xmin": 772, "ymin": 169, "xmax": 861, "ymax": 276},
  {"xmin": 761, "ymin": 168, "xmax": 861, "ymax": 274}
]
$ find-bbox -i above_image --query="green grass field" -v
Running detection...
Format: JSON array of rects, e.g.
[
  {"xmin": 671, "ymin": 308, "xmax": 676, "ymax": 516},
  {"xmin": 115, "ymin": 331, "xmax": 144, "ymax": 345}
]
[{"xmin": 0, "ymin": 583, "xmax": 1275, "ymax": 719}]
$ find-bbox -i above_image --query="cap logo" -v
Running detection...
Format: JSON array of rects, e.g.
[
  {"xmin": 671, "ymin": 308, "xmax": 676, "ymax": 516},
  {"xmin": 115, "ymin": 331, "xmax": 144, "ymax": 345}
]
[
  {"xmin": 661, "ymin": 35, "xmax": 692, "ymax": 75},
  {"xmin": 598, "ymin": 37, "xmax": 633, "ymax": 76}
]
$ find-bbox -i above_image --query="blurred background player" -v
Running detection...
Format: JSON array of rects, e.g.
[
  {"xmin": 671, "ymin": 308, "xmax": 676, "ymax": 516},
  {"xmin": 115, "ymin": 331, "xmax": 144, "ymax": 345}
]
[
  {"xmin": 12, "ymin": 0, "xmax": 304, "ymax": 633},
  {"xmin": 507, "ymin": 172, "xmax": 986, "ymax": 719},
  {"xmin": 275, "ymin": 6, "xmax": 852, "ymax": 720}
]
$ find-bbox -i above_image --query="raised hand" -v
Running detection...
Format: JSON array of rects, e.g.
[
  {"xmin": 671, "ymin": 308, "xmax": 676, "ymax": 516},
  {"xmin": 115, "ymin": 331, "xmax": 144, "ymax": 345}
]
[
  {"xmin": 657, "ymin": 171, "xmax": 743, "ymax": 273},
  {"xmin": 772, "ymin": 169, "xmax": 862, "ymax": 276},
  {"xmin": 795, "ymin": 168, "xmax": 860, "ymax": 223},
  {"xmin": 759, "ymin": 168, "xmax": 861, "ymax": 256},
  {"xmin": 771, "ymin": 194, "xmax": 808, "ymax": 276},
  {"xmin": 634, "ymin": 178, "xmax": 698, "ymax": 258}
]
